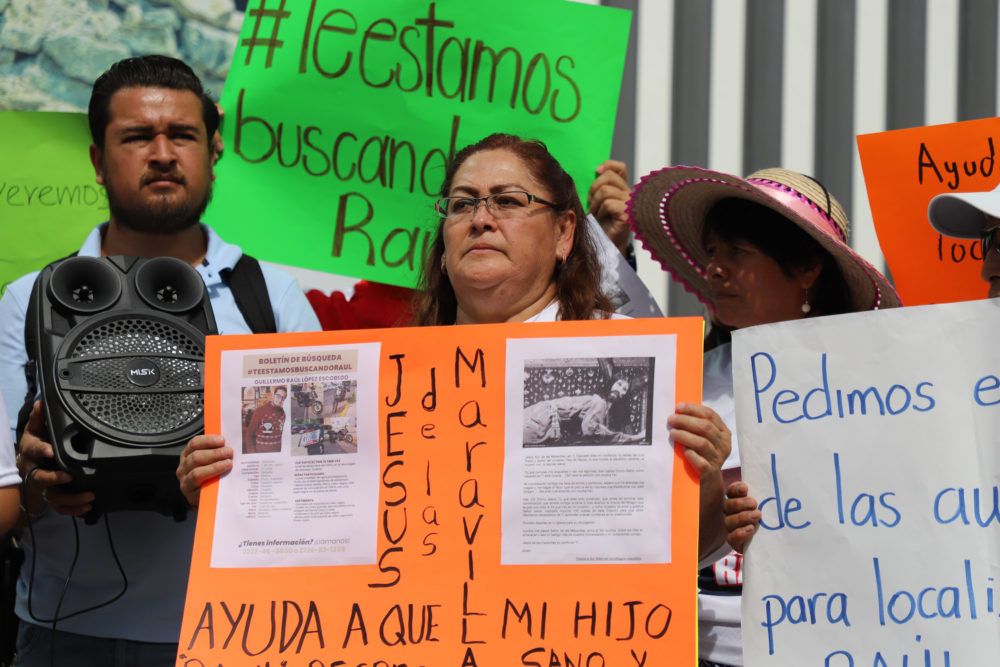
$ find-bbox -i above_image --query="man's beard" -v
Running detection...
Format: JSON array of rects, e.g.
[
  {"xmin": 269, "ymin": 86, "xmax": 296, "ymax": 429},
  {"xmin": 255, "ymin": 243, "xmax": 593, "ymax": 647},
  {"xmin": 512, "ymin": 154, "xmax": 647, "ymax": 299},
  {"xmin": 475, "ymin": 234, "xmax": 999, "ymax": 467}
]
[{"xmin": 105, "ymin": 176, "xmax": 212, "ymax": 235}]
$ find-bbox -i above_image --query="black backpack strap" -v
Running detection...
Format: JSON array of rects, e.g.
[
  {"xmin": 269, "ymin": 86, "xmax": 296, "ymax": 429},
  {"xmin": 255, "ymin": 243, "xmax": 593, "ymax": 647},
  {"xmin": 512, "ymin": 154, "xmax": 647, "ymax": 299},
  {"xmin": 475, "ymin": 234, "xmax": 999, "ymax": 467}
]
[{"xmin": 220, "ymin": 254, "xmax": 277, "ymax": 334}]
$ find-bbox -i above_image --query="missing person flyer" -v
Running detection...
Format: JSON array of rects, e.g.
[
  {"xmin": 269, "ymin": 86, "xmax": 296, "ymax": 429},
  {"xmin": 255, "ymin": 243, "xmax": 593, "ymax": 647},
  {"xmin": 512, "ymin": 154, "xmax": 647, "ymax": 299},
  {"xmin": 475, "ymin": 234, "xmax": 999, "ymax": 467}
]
[{"xmin": 211, "ymin": 343, "xmax": 381, "ymax": 568}]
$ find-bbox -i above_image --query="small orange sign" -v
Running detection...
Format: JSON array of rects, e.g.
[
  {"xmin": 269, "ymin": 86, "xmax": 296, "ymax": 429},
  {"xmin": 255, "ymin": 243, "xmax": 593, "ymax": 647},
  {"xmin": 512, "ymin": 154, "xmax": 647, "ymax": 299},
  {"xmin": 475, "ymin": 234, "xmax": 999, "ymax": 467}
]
[
  {"xmin": 858, "ymin": 117, "xmax": 1000, "ymax": 305},
  {"xmin": 178, "ymin": 317, "xmax": 703, "ymax": 666}
]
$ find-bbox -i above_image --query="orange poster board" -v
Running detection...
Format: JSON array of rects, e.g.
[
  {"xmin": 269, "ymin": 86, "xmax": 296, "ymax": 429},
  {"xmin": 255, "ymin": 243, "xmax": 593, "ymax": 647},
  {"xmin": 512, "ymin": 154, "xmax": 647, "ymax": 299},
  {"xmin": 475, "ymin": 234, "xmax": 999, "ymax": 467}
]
[
  {"xmin": 857, "ymin": 118, "xmax": 1000, "ymax": 306},
  {"xmin": 178, "ymin": 317, "xmax": 703, "ymax": 666}
]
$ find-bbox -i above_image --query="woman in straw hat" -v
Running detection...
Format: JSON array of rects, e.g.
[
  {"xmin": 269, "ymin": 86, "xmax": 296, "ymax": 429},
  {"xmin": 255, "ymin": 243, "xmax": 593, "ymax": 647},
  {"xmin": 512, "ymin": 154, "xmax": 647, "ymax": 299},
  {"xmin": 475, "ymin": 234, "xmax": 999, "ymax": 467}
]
[{"xmin": 627, "ymin": 166, "xmax": 901, "ymax": 667}]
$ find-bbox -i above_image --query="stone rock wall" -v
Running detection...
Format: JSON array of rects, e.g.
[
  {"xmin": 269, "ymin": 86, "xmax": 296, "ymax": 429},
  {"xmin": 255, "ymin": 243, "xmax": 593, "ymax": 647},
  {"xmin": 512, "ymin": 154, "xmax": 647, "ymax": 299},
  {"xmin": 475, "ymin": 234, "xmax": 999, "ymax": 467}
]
[{"xmin": 0, "ymin": 0, "xmax": 244, "ymax": 111}]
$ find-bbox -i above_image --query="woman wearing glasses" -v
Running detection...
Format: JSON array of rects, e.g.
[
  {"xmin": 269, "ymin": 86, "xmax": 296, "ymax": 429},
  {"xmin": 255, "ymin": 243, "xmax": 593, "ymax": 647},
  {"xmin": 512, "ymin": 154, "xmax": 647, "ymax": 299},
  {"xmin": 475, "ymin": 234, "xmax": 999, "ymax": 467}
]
[
  {"xmin": 413, "ymin": 133, "xmax": 612, "ymax": 325},
  {"xmin": 413, "ymin": 133, "xmax": 735, "ymax": 618}
]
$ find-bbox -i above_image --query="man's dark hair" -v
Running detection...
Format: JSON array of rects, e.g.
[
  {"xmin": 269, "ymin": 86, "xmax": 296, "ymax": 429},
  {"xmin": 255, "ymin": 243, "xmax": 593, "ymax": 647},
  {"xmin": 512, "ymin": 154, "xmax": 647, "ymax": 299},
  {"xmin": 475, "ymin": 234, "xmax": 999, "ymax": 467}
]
[{"xmin": 88, "ymin": 55, "xmax": 220, "ymax": 148}]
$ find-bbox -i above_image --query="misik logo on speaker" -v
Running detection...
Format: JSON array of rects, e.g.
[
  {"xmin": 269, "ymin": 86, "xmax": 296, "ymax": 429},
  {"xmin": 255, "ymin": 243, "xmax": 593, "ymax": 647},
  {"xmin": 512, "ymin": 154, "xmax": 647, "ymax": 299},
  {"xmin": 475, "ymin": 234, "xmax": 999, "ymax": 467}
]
[{"xmin": 126, "ymin": 359, "xmax": 161, "ymax": 387}]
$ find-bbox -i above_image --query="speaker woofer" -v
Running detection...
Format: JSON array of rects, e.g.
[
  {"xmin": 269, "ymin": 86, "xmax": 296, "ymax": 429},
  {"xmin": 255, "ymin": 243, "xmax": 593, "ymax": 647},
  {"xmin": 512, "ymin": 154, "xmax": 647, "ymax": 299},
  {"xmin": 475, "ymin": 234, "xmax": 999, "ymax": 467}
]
[
  {"xmin": 54, "ymin": 313, "xmax": 206, "ymax": 448},
  {"xmin": 48, "ymin": 257, "xmax": 122, "ymax": 313},
  {"xmin": 134, "ymin": 256, "xmax": 205, "ymax": 313}
]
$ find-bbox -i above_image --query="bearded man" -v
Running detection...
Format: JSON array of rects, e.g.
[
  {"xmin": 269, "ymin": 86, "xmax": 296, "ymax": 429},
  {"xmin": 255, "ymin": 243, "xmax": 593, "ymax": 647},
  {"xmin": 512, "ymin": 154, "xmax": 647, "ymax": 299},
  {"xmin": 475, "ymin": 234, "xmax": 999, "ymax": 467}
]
[{"xmin": 0, "ymin": 55, "xmax": 319, "ymax": 665}]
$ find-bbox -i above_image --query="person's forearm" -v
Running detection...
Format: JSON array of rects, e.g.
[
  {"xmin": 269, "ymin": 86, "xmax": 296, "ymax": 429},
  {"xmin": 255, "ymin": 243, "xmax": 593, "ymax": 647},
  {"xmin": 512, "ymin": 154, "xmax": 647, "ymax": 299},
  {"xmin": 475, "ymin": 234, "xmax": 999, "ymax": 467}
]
[{"xmin": 698, "ymin": 469, "xmax": 728, "ymax": 562}]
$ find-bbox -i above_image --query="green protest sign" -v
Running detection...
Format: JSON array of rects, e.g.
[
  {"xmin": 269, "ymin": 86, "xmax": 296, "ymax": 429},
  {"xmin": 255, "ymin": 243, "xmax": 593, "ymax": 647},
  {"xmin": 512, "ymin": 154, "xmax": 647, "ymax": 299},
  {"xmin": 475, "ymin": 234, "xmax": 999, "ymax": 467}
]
[
  {"xmin": 209, "ymin": 0, "xmax": 631, "ymax": 287},
  {"xmin": 0, "ymin": 112, "xmax": 108, "ymax": 295}
]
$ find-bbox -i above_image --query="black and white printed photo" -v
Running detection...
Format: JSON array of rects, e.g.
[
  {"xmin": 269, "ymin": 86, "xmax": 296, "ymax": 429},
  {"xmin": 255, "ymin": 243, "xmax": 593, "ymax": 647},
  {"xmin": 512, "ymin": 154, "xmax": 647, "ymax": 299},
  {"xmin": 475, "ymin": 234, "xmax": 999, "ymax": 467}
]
[{"xmin": 520, "ymin": 357, "xmax": 654, "ymax": 448}]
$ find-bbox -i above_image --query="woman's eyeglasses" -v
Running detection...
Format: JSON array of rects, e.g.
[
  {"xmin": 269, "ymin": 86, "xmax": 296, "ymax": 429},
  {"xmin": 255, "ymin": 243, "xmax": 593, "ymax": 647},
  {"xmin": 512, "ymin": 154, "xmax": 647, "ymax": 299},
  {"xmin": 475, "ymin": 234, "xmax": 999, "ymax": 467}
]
[{"xmin": 435, "ymin": 191, "xmax": 557, "ymax": 219}]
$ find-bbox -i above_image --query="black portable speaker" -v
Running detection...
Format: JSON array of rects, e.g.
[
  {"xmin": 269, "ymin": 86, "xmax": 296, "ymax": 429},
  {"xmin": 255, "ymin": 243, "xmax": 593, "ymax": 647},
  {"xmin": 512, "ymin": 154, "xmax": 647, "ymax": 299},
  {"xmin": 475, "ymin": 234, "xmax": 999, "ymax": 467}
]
[{"xmin": 28, "ymin": 255, "xmax": 218, "ymax": 521}]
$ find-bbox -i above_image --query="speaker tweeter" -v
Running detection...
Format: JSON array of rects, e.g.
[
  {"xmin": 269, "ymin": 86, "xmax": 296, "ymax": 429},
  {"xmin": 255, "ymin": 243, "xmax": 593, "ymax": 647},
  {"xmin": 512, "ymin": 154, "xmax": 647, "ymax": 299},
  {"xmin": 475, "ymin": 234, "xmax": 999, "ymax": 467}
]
[
  {"xmin": 134, "ymin": 256, "xmax": 206, "ymax": 313},
  {"xmin": 47, "ymin": 257, "xmax": 122, "ymax": 313}
]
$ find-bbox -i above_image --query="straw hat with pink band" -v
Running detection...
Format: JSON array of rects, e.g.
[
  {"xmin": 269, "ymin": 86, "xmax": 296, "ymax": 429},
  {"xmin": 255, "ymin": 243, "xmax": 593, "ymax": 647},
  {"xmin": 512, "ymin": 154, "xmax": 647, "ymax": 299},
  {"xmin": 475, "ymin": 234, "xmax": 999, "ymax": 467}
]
[{"xmin": 627, "ymin": 166, "xmax": 902, "ymax": 313}]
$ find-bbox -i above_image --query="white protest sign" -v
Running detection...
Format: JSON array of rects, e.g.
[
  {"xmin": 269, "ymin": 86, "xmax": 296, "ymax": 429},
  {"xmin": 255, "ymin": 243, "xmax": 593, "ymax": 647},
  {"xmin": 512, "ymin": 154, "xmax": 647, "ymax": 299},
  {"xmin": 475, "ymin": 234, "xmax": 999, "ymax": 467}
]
[{"xmin": 733, "ymin": 298, "xmax": 1000, "ymax": 665}]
